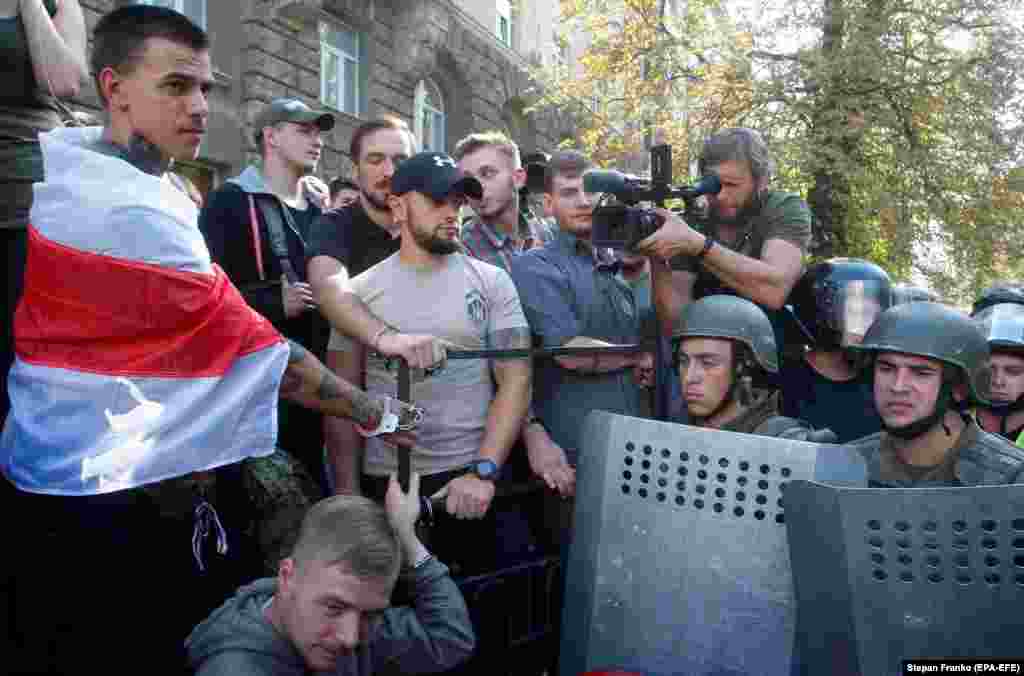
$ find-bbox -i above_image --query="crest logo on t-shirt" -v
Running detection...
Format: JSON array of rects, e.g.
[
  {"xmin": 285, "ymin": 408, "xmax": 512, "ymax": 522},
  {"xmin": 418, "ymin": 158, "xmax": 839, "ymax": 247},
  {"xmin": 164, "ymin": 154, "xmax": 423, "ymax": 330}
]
[{"xmin": 466, "ymin": 289, "xmax": 488, "ymax": 326}]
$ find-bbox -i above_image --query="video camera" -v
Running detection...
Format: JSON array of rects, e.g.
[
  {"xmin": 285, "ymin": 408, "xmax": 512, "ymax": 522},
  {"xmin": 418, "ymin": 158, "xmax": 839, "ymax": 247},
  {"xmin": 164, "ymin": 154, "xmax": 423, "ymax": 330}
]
[{"xmin": 586, "ymin": 144, "xmax": 722, "ymax": 251}]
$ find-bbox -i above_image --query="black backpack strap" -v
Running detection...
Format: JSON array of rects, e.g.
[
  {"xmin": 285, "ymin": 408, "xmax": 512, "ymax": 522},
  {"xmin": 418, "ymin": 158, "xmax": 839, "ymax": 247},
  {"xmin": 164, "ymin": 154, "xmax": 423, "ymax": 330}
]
[{"xmin": 253, "ymin": 196, "xmax": 302, "ymax": 283}]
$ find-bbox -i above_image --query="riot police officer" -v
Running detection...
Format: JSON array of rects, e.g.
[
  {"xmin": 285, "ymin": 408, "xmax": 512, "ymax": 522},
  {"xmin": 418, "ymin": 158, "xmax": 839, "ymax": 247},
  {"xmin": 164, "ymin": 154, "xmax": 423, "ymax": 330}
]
[
  {"xmin": 675, "ymin": 295, "xmax": 834, "ymax": 440},
  {"xmin": 780, "ymin": 258, "xmax": 892, "ymax": 442},
  {"xmin": 845, "ymin": 301, "xmax": 1024, "ymax": 486},
  {"xmin": 971, "ymin": 283, "xmax": 1024, "ymax": 444}
]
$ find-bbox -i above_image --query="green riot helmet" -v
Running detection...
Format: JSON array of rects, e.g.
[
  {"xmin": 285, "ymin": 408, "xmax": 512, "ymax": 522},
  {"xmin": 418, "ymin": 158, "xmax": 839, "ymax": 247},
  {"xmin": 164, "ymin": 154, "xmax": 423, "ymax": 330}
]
[
  {"xmin": 674, "ymin": 295, "xmax": 779, "ymax": 375},
  {"xmin": 855, "ymin": 302, "xmax": 990, "ymax": 437}
]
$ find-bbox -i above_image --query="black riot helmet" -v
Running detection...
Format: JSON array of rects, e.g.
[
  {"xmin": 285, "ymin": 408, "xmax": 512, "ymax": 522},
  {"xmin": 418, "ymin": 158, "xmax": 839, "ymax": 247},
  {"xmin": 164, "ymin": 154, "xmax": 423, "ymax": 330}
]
[
  {"xmin": 892, "ymin": 283, "xmax": 938, "ymax": 306},
  {"xmin": 854, "ymin": 302, "xmax": 990, "ymax": 438},
  {"xmin": 788, "ymin": 258, "xmax": 893, "ymax": 350},
  {"xmin": 972, "ymin": 282, "xmax": 1024, "ymax": 317}
]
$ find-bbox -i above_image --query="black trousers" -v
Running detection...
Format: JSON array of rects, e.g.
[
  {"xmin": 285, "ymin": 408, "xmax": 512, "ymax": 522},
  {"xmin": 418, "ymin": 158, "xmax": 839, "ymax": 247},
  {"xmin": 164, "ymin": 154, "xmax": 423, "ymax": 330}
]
[
  {"xmin": 1, "ymin": 228, "xmax": 27, "ymax": 672},
  {"xmin": 2, "ymin": 227, "xmax": 27, "ymax": 423},
  {"xmin": 4, "ymin": 482, "xmax": 254, "ymax": 675}
]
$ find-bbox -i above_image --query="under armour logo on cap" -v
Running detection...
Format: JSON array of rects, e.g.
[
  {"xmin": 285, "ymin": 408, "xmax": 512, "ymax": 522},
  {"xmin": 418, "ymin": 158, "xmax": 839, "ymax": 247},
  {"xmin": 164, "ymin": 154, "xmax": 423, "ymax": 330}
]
[{"xmin": 392, "ymin": 151, "xmax": 483, "ymax": 200}]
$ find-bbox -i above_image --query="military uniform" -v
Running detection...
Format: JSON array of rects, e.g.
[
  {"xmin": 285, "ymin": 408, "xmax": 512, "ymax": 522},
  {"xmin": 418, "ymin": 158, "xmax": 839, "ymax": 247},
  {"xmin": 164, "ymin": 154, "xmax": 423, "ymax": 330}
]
[{"xmin": 847, "ymin": 419, "xmax": 1024, "ymax": 487}]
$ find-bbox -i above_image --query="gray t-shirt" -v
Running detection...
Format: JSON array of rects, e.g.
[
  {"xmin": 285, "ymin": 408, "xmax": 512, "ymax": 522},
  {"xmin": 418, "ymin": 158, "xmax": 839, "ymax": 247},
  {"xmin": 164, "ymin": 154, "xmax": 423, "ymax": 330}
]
[{"xmin": 330, "ymin": 253, "xmax": 529, "ymax": 477}]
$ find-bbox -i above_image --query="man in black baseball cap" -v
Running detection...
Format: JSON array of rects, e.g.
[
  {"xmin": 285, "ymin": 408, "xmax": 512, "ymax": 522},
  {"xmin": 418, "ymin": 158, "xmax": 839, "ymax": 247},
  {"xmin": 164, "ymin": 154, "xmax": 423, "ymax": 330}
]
[
  {"xmin": 389, "ymin": 151, "xmax": 483, "ymax": 255},
  {"xmin": 329, "ymin": 151, "xmax": 534, "ymax": 575}
]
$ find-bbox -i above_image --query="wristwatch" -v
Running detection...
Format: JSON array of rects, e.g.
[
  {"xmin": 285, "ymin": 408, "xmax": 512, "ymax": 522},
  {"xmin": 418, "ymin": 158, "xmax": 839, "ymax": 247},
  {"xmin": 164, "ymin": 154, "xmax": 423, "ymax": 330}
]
[{"xmin": 464, "ymin": 459, "xmax": 500, "ymax": 482}]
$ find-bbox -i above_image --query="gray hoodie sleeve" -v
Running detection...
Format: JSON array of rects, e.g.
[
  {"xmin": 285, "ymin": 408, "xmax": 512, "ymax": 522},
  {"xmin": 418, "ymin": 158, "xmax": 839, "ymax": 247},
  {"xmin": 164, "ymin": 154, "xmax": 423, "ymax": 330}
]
[{"xmin": 369, "ymin": 557, "xmax": 475, "ymax": 674}]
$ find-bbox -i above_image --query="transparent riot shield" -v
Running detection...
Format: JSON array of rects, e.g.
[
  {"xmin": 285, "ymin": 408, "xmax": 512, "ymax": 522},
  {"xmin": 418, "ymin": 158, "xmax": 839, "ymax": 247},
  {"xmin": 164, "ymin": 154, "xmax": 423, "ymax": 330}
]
[
  {"xmin": 559, "ymin": 410, "xmax": 866, "ymax": 676},
  {"xmin": 785, "ymin": 480, "xmax": 1024, "ymax": 676}
]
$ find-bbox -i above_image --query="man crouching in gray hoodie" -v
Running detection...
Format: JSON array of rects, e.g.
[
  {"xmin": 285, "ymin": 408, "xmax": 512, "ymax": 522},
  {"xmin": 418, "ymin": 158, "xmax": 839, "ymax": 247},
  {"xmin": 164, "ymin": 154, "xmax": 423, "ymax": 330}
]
[{"xmin": 186, "ymin": 473, "xmax": 474, "ymax": 675}]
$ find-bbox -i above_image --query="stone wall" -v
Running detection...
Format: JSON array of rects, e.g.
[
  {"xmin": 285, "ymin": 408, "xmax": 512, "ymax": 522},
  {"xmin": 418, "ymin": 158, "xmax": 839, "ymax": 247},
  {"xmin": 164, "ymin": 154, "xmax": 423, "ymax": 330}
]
[{"xmin": 71, "ymin": 0, "xmax": 569, "ymax": 190}]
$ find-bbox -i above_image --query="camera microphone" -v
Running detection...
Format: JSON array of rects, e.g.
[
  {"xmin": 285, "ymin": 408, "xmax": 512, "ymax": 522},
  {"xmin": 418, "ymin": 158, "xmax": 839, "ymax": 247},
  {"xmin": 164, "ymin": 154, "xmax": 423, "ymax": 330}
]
[{"xmin": 583, "ymin": 169, "xmax": 646, "ymax": 195}]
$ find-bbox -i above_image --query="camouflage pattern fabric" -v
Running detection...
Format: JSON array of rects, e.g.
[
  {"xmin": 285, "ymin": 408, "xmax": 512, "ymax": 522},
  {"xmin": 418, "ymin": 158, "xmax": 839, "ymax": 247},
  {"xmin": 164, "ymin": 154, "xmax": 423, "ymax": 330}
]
[
  {"xmin": 241, "ymin": 448, "xmax": 324, "ymax": 575},
  {"xmin": 141, "ymin": 448, "xmax": 322, "ymax": 576}
]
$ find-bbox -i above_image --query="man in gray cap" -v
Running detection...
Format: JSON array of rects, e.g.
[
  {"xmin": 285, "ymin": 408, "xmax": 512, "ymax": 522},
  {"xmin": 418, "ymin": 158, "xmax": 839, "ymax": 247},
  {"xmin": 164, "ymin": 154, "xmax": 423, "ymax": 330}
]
[
  {"xmin": 330, "ymin": 151, "xmax": 534, "ymax": 575},
  {"xmin": 199, "ymin": 97, "xmax": 336, "ymax": 491}
]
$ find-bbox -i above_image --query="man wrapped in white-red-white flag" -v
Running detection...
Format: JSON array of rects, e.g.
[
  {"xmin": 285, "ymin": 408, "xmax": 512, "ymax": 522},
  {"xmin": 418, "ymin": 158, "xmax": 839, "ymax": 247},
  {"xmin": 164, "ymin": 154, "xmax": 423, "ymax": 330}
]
[
  {"xmin": 1, "ymin": 119, "xmax": 422, "ymax": 496},
  {"xmin": 2, "ymin": 125, "xmax": 293, "ymax": 495}
]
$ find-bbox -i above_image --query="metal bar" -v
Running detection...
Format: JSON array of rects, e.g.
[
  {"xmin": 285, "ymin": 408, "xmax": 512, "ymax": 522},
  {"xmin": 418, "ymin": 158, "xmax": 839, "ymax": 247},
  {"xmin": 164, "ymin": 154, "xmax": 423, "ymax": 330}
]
[{"xmin": 397, "ymin": 360, "xmax": 412, "ymax": 492}]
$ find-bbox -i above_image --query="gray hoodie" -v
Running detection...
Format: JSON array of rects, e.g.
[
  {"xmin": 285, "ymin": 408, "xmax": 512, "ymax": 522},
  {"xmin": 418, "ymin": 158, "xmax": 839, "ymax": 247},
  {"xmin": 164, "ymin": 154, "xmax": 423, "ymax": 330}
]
[{"xmin": 185, "ymin": 558, "xmax": 475, "ymax": 676}]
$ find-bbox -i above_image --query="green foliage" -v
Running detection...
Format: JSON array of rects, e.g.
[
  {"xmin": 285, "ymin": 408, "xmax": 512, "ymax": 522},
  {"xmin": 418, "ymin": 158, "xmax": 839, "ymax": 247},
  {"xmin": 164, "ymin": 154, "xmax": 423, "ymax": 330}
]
[{"xmin": 530, "ymin": 0, "xmax": 1024, "ymax": 305}]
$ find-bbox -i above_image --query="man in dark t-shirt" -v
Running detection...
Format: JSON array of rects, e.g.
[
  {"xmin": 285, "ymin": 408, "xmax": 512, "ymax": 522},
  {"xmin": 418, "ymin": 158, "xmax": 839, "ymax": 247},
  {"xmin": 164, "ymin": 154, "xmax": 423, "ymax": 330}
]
[
  {"xmin": 308, "ymin": 118, "xmax": 431, "ymax": 494},
  {"xmin": 636, "ymin": 128, "xmax": 811, "ymax": 343}
]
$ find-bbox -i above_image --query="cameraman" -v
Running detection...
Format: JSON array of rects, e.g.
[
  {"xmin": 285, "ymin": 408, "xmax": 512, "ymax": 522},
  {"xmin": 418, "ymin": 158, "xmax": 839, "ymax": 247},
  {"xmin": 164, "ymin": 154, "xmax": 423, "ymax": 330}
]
[{"xmin": 636, "ymin": 128, "xmax": 810, "ymax": 335}]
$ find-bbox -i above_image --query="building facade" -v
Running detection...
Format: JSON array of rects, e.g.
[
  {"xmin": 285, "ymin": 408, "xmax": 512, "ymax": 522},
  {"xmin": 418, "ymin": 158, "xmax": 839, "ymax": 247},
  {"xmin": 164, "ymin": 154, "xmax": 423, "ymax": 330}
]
[{"xmin": 76, "ymin": 0, "xmax": 573, "ymax": 199}]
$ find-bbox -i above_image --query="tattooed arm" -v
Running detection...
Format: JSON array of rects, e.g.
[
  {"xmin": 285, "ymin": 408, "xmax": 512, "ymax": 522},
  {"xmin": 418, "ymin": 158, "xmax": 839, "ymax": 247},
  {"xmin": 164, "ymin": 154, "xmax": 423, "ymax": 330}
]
[{"xmin": 279, "ymin": 340, "xmax": 383, "ymax": 427}]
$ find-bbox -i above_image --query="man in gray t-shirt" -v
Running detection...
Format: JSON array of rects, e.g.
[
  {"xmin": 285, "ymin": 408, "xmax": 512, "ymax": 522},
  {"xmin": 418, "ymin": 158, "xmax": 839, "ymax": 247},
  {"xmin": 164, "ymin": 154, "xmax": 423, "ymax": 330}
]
[{"xmin": 329, "ymin": 153, "xmax": 532, "ymax": 573}]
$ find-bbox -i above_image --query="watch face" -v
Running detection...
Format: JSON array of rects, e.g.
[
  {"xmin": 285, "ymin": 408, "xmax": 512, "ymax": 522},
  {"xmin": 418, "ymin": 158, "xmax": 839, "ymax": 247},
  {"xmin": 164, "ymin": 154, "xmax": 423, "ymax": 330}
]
[{"xmin": 474, "ymin": 460, "xmax": 499, "ymax": 480}]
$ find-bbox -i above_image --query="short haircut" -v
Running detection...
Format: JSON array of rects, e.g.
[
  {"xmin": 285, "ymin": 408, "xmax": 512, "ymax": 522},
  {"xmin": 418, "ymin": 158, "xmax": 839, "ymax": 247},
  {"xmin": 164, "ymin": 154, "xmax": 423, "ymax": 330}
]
[
  {"xmin": 544, "ymin": 150, "xmax": 591, "ymax": 193},
  {"xmin": 452, "ymin": 131, "xmax": 521, "ymax": 168},
  {"xmin": 290, "ymin": 495, "xmax": 401, "ymax": 580},
  {"xmin": 91, "ymin": 5, "xmax": 209, "ymax": 105},
  {"xmin": 698, "ymin": 128, "xmax": 776, "ymax": 182},
  {"xmin": 349, "ymin": 116, "xmax": 414, "ymax": 163},
  {"xmin": 329, "ymin": 177, "xmax": 359, "ymax": 200}
]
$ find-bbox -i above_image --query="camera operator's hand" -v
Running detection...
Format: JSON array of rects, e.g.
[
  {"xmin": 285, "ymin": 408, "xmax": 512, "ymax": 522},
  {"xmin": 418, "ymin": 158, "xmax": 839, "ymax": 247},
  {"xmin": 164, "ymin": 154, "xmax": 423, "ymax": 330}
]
[{"xmin": 635, "ymin": 208, "xmax": 705, "ymax": 261}]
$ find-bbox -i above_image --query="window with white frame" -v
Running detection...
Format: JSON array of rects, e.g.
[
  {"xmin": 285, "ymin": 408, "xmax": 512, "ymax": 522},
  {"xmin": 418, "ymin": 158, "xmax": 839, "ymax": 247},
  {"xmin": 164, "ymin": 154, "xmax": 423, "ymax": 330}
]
[
  {"xmin": 135, "ymin": 0, "xmax": 206, "ymax": 29},
  {"xmin": 414, "ymin": 79, "xmax": 445, "ymax": 153},
  {"xmin": 496, "ymin": 0, "xmax": 511, "ymax": 46},
  {"xmin": 319, "ymin": 21, "xmax": 361, "ymax": 117}
]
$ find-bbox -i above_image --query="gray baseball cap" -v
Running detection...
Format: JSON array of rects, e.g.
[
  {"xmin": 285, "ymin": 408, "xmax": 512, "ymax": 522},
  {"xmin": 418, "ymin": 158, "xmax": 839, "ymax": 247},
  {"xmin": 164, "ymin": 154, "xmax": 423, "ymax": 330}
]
[{"xmin": 253, "ymin": 98, "xmax": 335, "ymax": 144}]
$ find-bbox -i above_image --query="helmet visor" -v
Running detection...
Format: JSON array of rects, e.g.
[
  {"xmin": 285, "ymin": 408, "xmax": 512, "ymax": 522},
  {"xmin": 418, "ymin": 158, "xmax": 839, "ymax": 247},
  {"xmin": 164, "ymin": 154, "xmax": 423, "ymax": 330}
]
[
  {"xmin": 820, "ymin": 280, "xmax": 891, "ymax": 346},
  {"xmin": 974, "ymin": 303, "xmax": 1024, "ymax": 349}
]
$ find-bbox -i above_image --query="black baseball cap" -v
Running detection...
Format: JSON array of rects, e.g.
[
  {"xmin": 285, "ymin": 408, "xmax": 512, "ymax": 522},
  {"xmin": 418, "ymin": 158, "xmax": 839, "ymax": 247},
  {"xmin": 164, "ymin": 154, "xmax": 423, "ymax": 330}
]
[
  {"xmin": 253, "ymin": 98, "xmax": 335, "ymax": 143},
  {"xmin": 391, "ymin": 152, "xmax": 483, "ymax": 201}
]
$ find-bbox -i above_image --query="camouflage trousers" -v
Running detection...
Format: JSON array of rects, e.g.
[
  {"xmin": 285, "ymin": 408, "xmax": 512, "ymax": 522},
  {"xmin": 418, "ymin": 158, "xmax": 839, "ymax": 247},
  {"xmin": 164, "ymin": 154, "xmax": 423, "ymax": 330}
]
[{"xmin": 142, "ymin": 447, "xmax": 323, "ymax": 577}]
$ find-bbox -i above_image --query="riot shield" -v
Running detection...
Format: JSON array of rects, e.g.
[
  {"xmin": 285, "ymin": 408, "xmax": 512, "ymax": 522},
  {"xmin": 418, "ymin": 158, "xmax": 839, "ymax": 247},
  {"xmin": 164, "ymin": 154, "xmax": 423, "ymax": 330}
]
[
  {"xmin": 560, "ymin": 410, "xmax": 866, "ymax": 676},
  {"xmin": 785, "ymin": 480, "xmax": 1024, "ymax": 676}
]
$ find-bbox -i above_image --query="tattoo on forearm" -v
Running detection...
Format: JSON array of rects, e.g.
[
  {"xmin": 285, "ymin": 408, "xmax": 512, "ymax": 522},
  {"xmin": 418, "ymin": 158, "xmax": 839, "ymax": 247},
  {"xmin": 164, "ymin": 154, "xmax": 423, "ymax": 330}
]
[{"xmin": 316, "ymin": 363, "xmax": 381, "ymax": 427}]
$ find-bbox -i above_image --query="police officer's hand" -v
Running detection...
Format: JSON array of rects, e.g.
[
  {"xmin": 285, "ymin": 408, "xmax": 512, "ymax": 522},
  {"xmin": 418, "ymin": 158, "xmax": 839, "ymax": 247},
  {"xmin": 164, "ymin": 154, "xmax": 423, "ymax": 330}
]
[
  {"xmin": 282, "ymin": 274, "xmax": 315, "ymax": 318},
  {"xmin": 432, "ymin": 475, "xmax": 495, "ymax": 520},
  {"xmin": 385, "ymin": 471, "xmax": 421, "ymax": 543},
  {"xmin": 634, "ymin": 208, "xmax": 705, "ymax": 261},
  {"xmin": 377, "ymin": 332, "xmax": 451, "ymax": 370}
]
